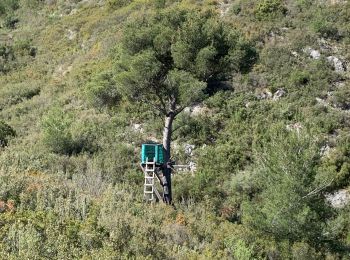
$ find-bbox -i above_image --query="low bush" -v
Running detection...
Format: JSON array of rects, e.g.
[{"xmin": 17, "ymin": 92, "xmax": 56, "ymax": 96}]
[
  {"xmin": 255, "ymin": 0, "xmax": 287, "ymax": 20},
  {"xmin": 42, "ymin": 107, "xmax": 76, "ymax": 155},
  {"xmin": 107, "ymin": 0, "xmax": 132, "ymax": 9},
  {"xmin": 42, "ymin": 108, "xmax": 100, "ymax": 155},
  {"xmin": 0, "ymin": 0, "xmax": 19, "ymax": 16},
  {"xmin": 0, "ymin": 121, "xmax": 16, "ymax": 146},
  {"xmin": 85, "ymin": 72, "xmax": 121, "ymax": 108}
]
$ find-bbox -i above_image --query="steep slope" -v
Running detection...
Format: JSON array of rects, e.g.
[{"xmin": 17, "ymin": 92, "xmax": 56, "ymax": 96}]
[{"xmin": 0, "ymin": 0, "xmax": 349, "ymax": 258}]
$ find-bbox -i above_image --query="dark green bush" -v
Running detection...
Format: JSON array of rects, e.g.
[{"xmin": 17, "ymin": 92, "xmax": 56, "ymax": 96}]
[
  {"xmin": 42, "ymin": 108, "xmax": 75, "ymax": 155},
  {"xmin": 0, "ymin": 121, "xmax": 16, "ymax": 146},
  {"xmin": 312, "ymin": 19, "xmax": 340, "ymax": 40},
  {"xmin": 289, "ymin": 70, "xmax": 310, "ymax": 87},
  {"xmin": 241, "ymin": 131, "xmax": 335, "ymax": 247},
  {"xmin": 85, "ymin": 72, "xmax": 121, "ymax": 108},
  {"xmin": 4, "ymin": 14, "xmax": 19, "ymax": 29}
]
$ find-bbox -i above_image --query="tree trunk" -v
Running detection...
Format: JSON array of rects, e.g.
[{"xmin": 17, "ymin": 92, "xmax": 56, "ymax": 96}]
[{"xmin": 162, "ymin": 113, "xmax": 174, "ymax": 204}]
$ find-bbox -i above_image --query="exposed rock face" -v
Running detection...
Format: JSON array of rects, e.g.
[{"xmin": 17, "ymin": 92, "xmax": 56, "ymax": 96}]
[
  {"xmin": 273, "ymin": 89, "xmax": 286, "ymax": 101},
  {"xmin": 189, "ymin": 161, "xmax": 197, "ymax": 173},
  {"xmin": 132, "ymin": 123, "xmax": 143, "ymax": 133},
  {"xmin": 256, "ymin": 89, "xmax": 273, "ymax": 100},
  {"xmin": 327, "ymin": 56, "xmax": 346, "ymax": 72},
  {"xmin": 184, "ymin": 104, "xmax": 210, "ymax": 117},
  {"xmin": 66, "ymin": 29, "xmax": 77, "ymax": 40},
  {"xmin": 326, "ymin": 189, "xmax": 350, "ymax": 208},
  {"xmin": 256, "ymin": 89, "xmax": 286, "ymax": 101},
  {"xmin": 304, "ymin": 47, "xmax": 321, "ymax": 60},
  {"xmin": 320, "ymin": 144, "xmax": 332, "ymax": 157},
  {"xmin": 316, "ymin": 97, "xmax": 329, "ymax": 107},
  {"xmin": 184, "ymin": 144, "xmax": 195, "ymax": 157},
  {"xmin": 286, "ymin": 123, "xmax": 303, "ymax": 134}
]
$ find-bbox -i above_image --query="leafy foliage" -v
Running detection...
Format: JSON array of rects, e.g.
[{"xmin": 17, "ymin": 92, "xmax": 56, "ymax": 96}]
[
  {"xmin": 114, "ymin": 7, "xmax": 256, "ymax": 115},
  {"xmin": 42, "ymin": 108, "xmax": 99, "ymax": 155},
  {"xmin": 0, "ymin": 0, "xmax": 348, "ymax": 258},
  {"xmin": 255, "ymin": 0, "xmax": 287, "ymax": 20}
]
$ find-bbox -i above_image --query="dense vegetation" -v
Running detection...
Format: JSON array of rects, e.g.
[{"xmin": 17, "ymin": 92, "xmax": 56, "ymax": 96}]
[{"xmin": 0, "ymin": 0, "xmax": 349, "ymax": 258}]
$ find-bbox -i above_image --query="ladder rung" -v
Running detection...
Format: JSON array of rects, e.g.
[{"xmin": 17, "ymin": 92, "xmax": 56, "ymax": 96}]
[
  {"xmin": 144, "ymin": 184, "xmax": 153, "ymax": 187},
  {"xmin": 144, "ymin": 191, "xmax": 154, "ymax": 194}
]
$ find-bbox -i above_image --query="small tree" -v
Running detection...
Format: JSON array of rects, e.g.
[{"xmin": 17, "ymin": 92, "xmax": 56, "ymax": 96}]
[
  {"xmin": 241, "ymin": 130, "xmax": 337, "ymax": 248},
  {"xmin": 113, "ymin": 7, "xmax": 256, "ymax": 203}
]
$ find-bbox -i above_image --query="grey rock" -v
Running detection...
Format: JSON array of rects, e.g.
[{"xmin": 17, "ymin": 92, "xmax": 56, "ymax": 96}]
[
  {"xmin": 327, "ymin": 56, "xmax": 345, "ymax": 72},
  {"xmin": 189, "ymin": 161, "xmax": 197, "ymax": 173},
  {"xmin": 132, "ymin": 123, "xmax": 143, "ymax": 133},
  {"xmin": 185, "ymin": 144, "xmax": 195, "ymax": 156},
  {"xmin": 286, "ymin": 123, "xmax": 303, "ymax": 134},
  {"xmin": 303, "ymin": 47, "xmax": 321, "ymax": 60},
  {"xmin": 326, "ymin": 189, "xmax": 350, "ymax": 209},
  {"xmin": 320, "ymin": 144, "xmax": 332, "ymax": 157},
  {"xmin": 256, "ymin": 89, "xmax": 273, "ymax": 100},
  {"xmin": 273, "ymin": 89, "xmax": 286, "ymax": 101},
  {"xmin": 66, "ymin": 29, "xmax": 77, "ymax": 40},
  {"xmin": 184, "ymin": 104, "xmax": 209, "ymax": 116}
]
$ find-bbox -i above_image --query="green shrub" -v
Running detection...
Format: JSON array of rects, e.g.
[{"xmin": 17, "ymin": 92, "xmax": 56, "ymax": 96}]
[
  {"xmin": 42, "ymin": 107, "xmax": 76, "ymax": 155},
  {"xmin": 0, "ymin": 44, "xmax": 15, "ymax": 73},
  {"xmin": 13, "ymin": 39, "xmax": 36, "ymax": 57},
  {"xmin": 255, "ymin": 0, "xmax": 287, "ymax": 20},
  {"xmin": 42, "ymin": 108, "xmax": 100, "ymax": 155},
  {"xmin": 107, "ymin": 0, "xmax": 132, "ymax": 9},
  {"xmin": 312, "ymin": 18, "xmax": 340, "ymax": 40},
  {"xmin": 289, "ymin": 70, "xmax": 310, "ymax": 87},
  {"xmin": 4, "ymin": 14, "xmax": 19, "ymax": 29},
  {"xmin": 241, "ymin": 130, "xmax": 335, "ymax": 247},
  {"xmin": 0, "ymin": 0, "xmax": 19, "ymax": 15},
  {"xmin": 225, "ymin": 239, "xmax": 254, "ymax": 260},
  {"xmin": 0, "ymin": 82, "xmax": 41, "ymax": 110},
  {"xmin": 330, "ymin": 85, "xmax": 350, "ymax": 110},
  {"xmin": 85, "ymin": 72, "xmax": 121, "ymax": 108},
  {"xmin": 0, "ymin": 121, "xmax": 16, "ymax": 146},
  {"xmin": 0, "ymin": 40, "xmax": 36, "ymax": 74}
]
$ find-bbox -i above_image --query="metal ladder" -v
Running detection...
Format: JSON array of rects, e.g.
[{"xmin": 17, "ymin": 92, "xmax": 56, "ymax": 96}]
[{"xmin": 143, "ymin": 158, "xmax": 162, "ymax": 202}]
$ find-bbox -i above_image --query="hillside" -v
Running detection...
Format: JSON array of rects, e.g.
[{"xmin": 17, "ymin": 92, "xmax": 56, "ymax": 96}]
[{"xmin": 0, "ymin": 0, "xmax": 349, "ymax": 258}]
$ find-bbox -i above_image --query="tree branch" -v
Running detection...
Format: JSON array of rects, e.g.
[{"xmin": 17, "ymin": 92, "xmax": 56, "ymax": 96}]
[
  {"xmin": 154, "ymin": 90, "xmax": 168, "ymax": 115},
  {"xmin": 139, "ymin": 97, "xmax": 166, "ymax": 115},
  {"xmin": 174, "ymin": 105, "xmax": 186, "ymax": 116},
  {"xmin": 172, "ymin": 121, "xmax": 188, "ymax": 133},
  {"xmin": 301, "ymin": 179, "xmax": 334, "ymax": 199}
]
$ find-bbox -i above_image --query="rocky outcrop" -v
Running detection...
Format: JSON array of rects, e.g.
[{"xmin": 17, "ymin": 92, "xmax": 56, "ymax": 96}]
[
  {"xmin": 273, "ymin": 89, "xmax": 287, "ymax": 101},
  {"xmin": 303, "ymin": 47, "xmax": 321, "ymax": 60},
  {"xmin": 184, "ymin": 104, "xmax": 211, "ymax": 117},
  {"xmin": 327, "ymin": 56, "xmax": 346, "ymax": 72},
  {"xmin": 326, "ymin": 189, "xmax": 350, "ymax": 208}
]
